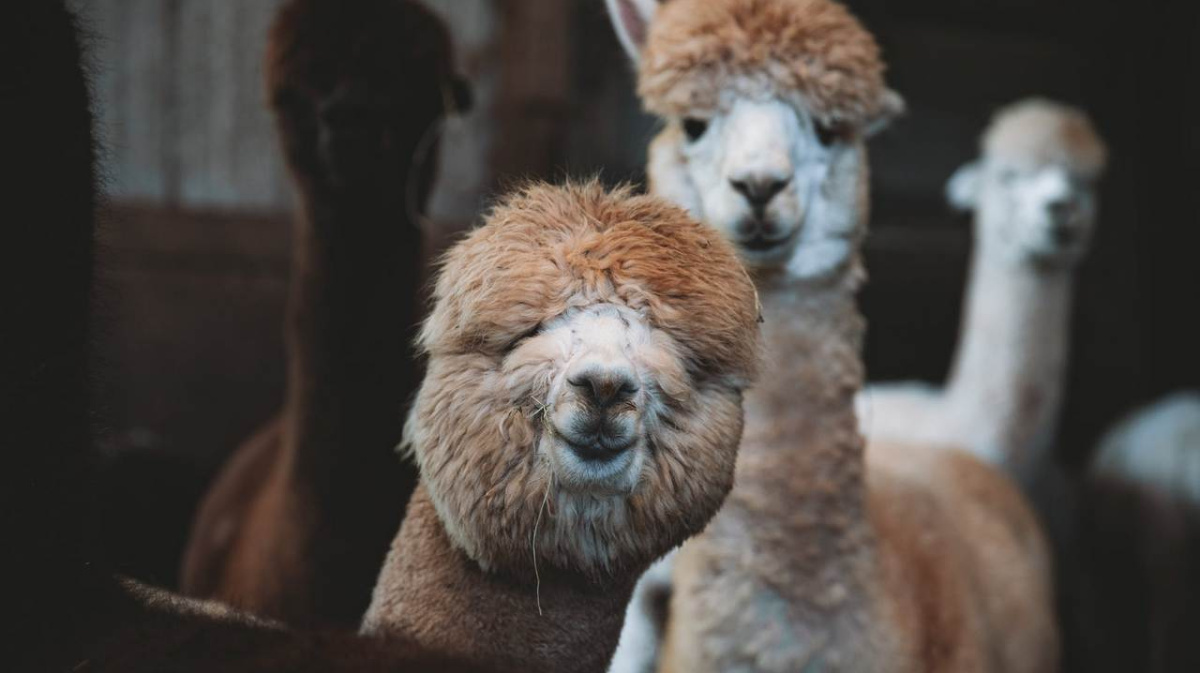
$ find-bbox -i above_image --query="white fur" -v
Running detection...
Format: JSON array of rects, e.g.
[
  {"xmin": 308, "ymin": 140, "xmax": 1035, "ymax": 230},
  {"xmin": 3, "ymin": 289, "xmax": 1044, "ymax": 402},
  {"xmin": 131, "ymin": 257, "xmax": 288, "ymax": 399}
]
[
  {"xmin": 1092, "ymin": 392, "xmax": 1200, "ymax": 505},
  {"xmin": 859, "ymin": 123, "xmax": 1103, "ymax": 480},
  {"xmin": 608, "ymin": 550, "xmax": 676, "ymax": 673},
  {"xmin": 607, "ymin": 2, "xmax": 898, "ymax": 667},
  {"xmin": 605, "ymin": 0, "xmax": 659, "ymax": 62},
  {"xmin": 531, "ymin": 304, "xmax": 669, "ymax": 496},
  {"xmin": 648, "ymin": 95, "xmax": 867, "ymax": 280}
]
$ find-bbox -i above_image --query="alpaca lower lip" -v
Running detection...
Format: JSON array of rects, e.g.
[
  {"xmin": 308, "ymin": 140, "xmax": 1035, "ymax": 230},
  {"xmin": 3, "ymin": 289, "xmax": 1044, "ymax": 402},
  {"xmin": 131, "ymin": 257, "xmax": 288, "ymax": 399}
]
[
  {"xmin": 552, "ymin": 437, "xmax": 641, "ymax": 494},
  {"xmin": 560, "ymin": 434, "xmax": 636, "ymax": 462},
  {"xmin": 737, "ymin": 223, "xmax": 797, "ymax": 253}
]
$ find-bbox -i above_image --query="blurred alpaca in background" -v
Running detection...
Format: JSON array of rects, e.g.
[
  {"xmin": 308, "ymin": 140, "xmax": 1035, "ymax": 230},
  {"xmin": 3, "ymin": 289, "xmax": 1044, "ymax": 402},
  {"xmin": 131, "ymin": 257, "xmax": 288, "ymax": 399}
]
[
  {"xmin": 858, "ymin": 99, "xmax": 1108, "ymax": 487},
  {"xmin": 1092, "ymin": 391, "xmax": 1200, "ymax": 504},
  {"xmin": 180, "ymin": 0, "xmax": 470, "ymax": 627},
  {"xmin": 1052, "ymin": 391, "xmax": 1200, "ymax": 673}
]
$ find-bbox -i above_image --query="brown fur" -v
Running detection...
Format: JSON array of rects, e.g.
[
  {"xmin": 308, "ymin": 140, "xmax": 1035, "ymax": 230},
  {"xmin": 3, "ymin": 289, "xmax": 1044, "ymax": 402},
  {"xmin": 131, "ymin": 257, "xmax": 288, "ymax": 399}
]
[
  {"xmin": 409, "ymin": 181, "xmax": 759, "ymax": 577},
  {"xmin": 983, "ymin": 99, "xmax": 1108, "ymax": 177},
  {"xmin": 363, "ymin": 181, "xmax": 761, "ymax": 672},
  {"xmin": 624, "ymin": 3, "xmax": 1057, "ymax": 667},
  {"xmin": 181, "ymin": 0, "xmax": 463, "ymax": 626},
  {"xmin": 29, "ymin": 576, "xmax": 497, "ymax": 673},
  {"xmin": 11, "ymin": 3, "xmax": 495, "ymax": 670},
  {"xmin": 639, "ymin": 0, "xmax": 901, "ymax": 127},
  {"xmin": 869, "ymin": 442, "xmax": 1059, "ymax": 672},
  {"xmin": 662, "ymin": 270, "xmax": 1058, "ymax": 672}
]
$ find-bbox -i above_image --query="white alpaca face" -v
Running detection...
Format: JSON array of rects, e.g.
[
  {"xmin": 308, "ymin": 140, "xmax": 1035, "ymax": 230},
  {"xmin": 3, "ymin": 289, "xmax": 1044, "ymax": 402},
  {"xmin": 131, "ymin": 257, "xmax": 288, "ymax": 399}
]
[
  {"xmin": 651, "ymin": 97, "xmax": 867, "ymax": 279},
  {"xmin": 504, "ymin": 304, "xmax": 689, "ymax": 496},
  {"xmin": 950, "ymin": 160, "xmax": 1099, "ymax": 266}
]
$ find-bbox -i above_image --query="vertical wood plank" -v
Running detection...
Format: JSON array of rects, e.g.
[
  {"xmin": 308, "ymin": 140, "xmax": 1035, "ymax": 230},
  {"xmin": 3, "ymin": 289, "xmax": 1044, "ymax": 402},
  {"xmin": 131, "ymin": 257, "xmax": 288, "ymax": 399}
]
[
  {"xmin": 490, "ymin": 0, "xmax": 573, "ymax": 184},
  {"xmin": 175, "ymin": 0, "xmax": 290, "ymax": 211},
  {"xmin": 76, "ymin": 0, "xmax": 171, "ymax": 203},
  {"xmin": 424, "ymin": 0, "xmax": 501, "ymax": 227}
]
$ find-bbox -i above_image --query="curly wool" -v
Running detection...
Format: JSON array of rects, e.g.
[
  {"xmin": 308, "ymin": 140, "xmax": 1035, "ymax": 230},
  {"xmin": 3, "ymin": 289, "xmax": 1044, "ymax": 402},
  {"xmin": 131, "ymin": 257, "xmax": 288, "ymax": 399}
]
[
  {"xmin": 639, "ymin": 0, "xmax": 894, "ymax": 126},
  {"xmin": 409, "ymin": 180, "xmax": 761, "ymax": 578}
]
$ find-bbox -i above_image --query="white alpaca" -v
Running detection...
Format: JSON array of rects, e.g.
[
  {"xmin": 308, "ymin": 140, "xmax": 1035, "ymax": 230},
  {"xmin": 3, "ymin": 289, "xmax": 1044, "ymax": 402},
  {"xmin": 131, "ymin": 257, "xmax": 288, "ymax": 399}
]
[
  {"xmin": 608, "ymin": 2, "xmax": 1057, "ymax": 672},
  {"xmin": 1092, "ymin": 391, "xmax": 1200, "ymax": 504},
  {"xmin": 858, "ymin": 99, "xmax": 1109, "ymax": 483}
]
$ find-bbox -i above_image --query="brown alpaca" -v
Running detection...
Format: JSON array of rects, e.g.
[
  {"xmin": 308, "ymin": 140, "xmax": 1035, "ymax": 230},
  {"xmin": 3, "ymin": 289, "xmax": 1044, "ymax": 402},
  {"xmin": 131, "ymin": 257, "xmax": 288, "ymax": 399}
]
[
  {"xmin": 180, "ymin": 0, "xmax": 470, "ymax": 627},
  {"xmin": 608, "ymin": 1, "xmax": 1058, "ymax": 671},
  {"xmin": 9, "ymin": 6, "xmax": 759, "ymax": 669},
  {"xmin": 3, "ymin": 4, "xmax": 466, "ymax": 669},
  {"xmin": 360, "ymin": 181, "xmax": 761, "ymax": 673}
]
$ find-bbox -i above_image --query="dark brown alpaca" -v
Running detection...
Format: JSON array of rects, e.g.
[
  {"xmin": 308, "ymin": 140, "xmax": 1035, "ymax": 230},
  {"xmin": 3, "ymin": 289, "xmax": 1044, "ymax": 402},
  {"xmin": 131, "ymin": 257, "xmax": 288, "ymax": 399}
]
[
  {"xmin": 180, "ymin": 0, "xmax": 471, "ymax": 627},
  {"xmin": 0, "ymin": 5, "xmax": 466, "ymax": 671}
]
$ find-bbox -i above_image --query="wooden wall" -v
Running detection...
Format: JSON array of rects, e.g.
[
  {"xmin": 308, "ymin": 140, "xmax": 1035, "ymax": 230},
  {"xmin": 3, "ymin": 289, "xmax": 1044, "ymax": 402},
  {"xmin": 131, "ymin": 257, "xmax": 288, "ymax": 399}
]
[
  {"xmin": 75, "ymin": 0, "xmax": 499, "ymax": 219},
  {"xmin": 81, "ymin": 0, "xmax": 1189, "ymax": 471},
  {"xmin": 81, "ymin": 0, "xmax": 1195, "ymax": 590}
]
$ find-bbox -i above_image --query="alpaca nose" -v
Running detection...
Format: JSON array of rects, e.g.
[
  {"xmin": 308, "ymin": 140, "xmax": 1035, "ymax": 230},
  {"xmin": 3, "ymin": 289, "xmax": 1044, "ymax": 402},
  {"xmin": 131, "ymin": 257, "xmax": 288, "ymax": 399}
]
[
  {"xmin": 560, "ymin": 365, "xmax": 639, "ymax": 461},
  {"xmin": 569, "ymin": 367, "xmax": 639, "ymax": 409},
  {"xmin": 730, "ymin": 175, "xmax": 791, "ymax": 208},
  {"xmin": 1046, "ymin": 197, "xmax": 1077, "ymax": 224}
]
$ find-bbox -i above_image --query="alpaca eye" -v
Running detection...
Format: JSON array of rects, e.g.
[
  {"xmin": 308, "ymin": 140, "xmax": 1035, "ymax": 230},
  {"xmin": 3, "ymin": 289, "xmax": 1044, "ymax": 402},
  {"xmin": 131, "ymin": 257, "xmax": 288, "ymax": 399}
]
[
  {"xmin": 683, "ymin": 118, "xmax": 709, "ymax": 142},
  {"xmin": 503, "ymin": 324, "xmax": 543, "ymax": 353},
  {"xmin": 815, "ymin": 121, "xmax": 849, "ymax": 147}
]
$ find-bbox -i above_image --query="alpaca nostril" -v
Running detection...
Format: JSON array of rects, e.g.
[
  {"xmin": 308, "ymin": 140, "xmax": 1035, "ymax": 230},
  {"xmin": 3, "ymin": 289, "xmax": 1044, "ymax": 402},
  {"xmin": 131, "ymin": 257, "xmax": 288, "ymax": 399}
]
[
  {"xmin": 1046, "ymin": 198, "xmax": 1076, "ymax": 223},
  {"xmin": 1051, "ymin": 222, "xmax": 1081, "ymax": 246},
  {"xmin": 730, "ymin": 175, "xmax": 791, "ymax": 207},
  {"xmin": 569, "ymin": 369, "xmax": 639, "ymax": 409}
]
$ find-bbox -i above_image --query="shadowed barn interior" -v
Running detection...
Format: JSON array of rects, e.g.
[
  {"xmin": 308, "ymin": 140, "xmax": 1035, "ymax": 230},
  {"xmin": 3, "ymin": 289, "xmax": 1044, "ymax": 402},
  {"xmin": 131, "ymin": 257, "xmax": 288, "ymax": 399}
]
[{"xmin": 35, "ymin": 0, "xmax": 1197, "ymax": 670}]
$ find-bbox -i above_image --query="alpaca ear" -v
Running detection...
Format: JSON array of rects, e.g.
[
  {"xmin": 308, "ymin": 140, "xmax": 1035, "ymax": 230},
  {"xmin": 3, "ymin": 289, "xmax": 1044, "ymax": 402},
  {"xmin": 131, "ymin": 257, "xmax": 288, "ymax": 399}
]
[
  {"xmin": 606, "ymin": 0, "xmax": 661, "ymax": 62},
  {"xmin": 946, "ymin": 161, "xmax": 981, "ymax": 211},
  {"xmin": 863, "ymin": 89, "xmax": 906, "ymax": 137}
]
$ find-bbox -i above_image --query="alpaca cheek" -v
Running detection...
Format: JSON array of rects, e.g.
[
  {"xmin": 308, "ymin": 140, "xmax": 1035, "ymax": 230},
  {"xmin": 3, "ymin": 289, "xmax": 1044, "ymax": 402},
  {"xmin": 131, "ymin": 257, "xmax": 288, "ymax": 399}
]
[{"xmin": 637, "ymin": 334, "xmax": 691, "ymax": 402}]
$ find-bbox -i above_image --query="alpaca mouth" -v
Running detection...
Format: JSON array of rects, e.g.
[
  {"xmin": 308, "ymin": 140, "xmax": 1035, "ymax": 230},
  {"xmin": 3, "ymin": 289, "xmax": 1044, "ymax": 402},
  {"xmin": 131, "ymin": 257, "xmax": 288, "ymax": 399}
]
[
  {"xmin": 735, "ymin": 220, "xmax": 800, "ymax": 263},
  {"xmin": 560, "ymin": 433, "xmax": 637, "ymax": 462},
  {"xmin": 549, "ymin": 432, "xmax": 643, "ymax": 495},
  {"xmin": 741, "ymin": 233, "xmax": 789, "ymax": 252}
]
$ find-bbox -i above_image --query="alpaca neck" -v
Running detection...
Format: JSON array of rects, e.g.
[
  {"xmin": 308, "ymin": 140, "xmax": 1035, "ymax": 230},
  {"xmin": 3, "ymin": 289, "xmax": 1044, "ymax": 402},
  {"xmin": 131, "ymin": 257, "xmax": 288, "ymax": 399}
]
[
  {"xmin": 716, "ymin": 266, "xmax": 878, "ymax": 635},
  {"xmin": 362, "ymin": 485, "xmax": 637, "ymax": 673},
  {"xmin": 282, "ymin": 186, "xmax": 423, "ymax": 489},
  {"xmin": 944, "ymin": 237, "xmax": 1074, "ymax": 475}
]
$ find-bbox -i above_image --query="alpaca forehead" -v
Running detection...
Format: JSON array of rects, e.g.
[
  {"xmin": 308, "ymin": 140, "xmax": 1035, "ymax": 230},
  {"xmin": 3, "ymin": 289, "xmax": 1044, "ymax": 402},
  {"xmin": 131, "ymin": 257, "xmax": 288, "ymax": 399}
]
[
  {"xmin": 718, "ymin": 98, "xmax": 808, "ymax": 147},
  {"xmin": 547, "ymin": 304, "xmax": 653, "ymax": 346},
  {"xmin": 984, "ymin": 162, "xmax": 1090, "ymax": 196},
  {"xmin": 982, "ymin": 101, "xmax": 1107, "ymax": 177}
]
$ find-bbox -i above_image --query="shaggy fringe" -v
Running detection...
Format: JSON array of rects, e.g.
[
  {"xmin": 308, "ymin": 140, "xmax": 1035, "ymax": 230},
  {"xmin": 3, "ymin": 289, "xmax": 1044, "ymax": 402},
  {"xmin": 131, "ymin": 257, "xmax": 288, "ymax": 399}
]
[
  {"xmin": 983, "ymin": 99, "xmax": 1108, "ymax": 177},
  {"xmin": 639, "ymin": 0, "xmax": 898, "ymax": 127}
]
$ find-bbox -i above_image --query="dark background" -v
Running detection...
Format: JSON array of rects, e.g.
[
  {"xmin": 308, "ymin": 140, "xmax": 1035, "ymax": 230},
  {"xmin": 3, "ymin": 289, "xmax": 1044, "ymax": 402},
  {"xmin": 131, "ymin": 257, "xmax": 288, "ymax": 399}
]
[{"xmin": 78, "ymin": 0, "xmax": 1196, "ymax": 591}]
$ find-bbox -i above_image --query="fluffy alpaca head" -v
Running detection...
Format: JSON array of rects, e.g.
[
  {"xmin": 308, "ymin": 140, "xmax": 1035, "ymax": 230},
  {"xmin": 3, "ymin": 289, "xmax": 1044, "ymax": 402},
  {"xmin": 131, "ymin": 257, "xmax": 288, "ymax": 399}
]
[
  {"xmin": 266, "ymin": 0, "xmax": 471, "ymax": 205},
  {"xmin": 608, "ymin": 0, "xmax": 903, "ymax": 278},
  {"xmin": 406, "ymin": 181, "xmax": 760, "ymax": 579},
  {"xmin": 947, "ymin": 98, "xmax": 1108, "ymax": 267}
]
